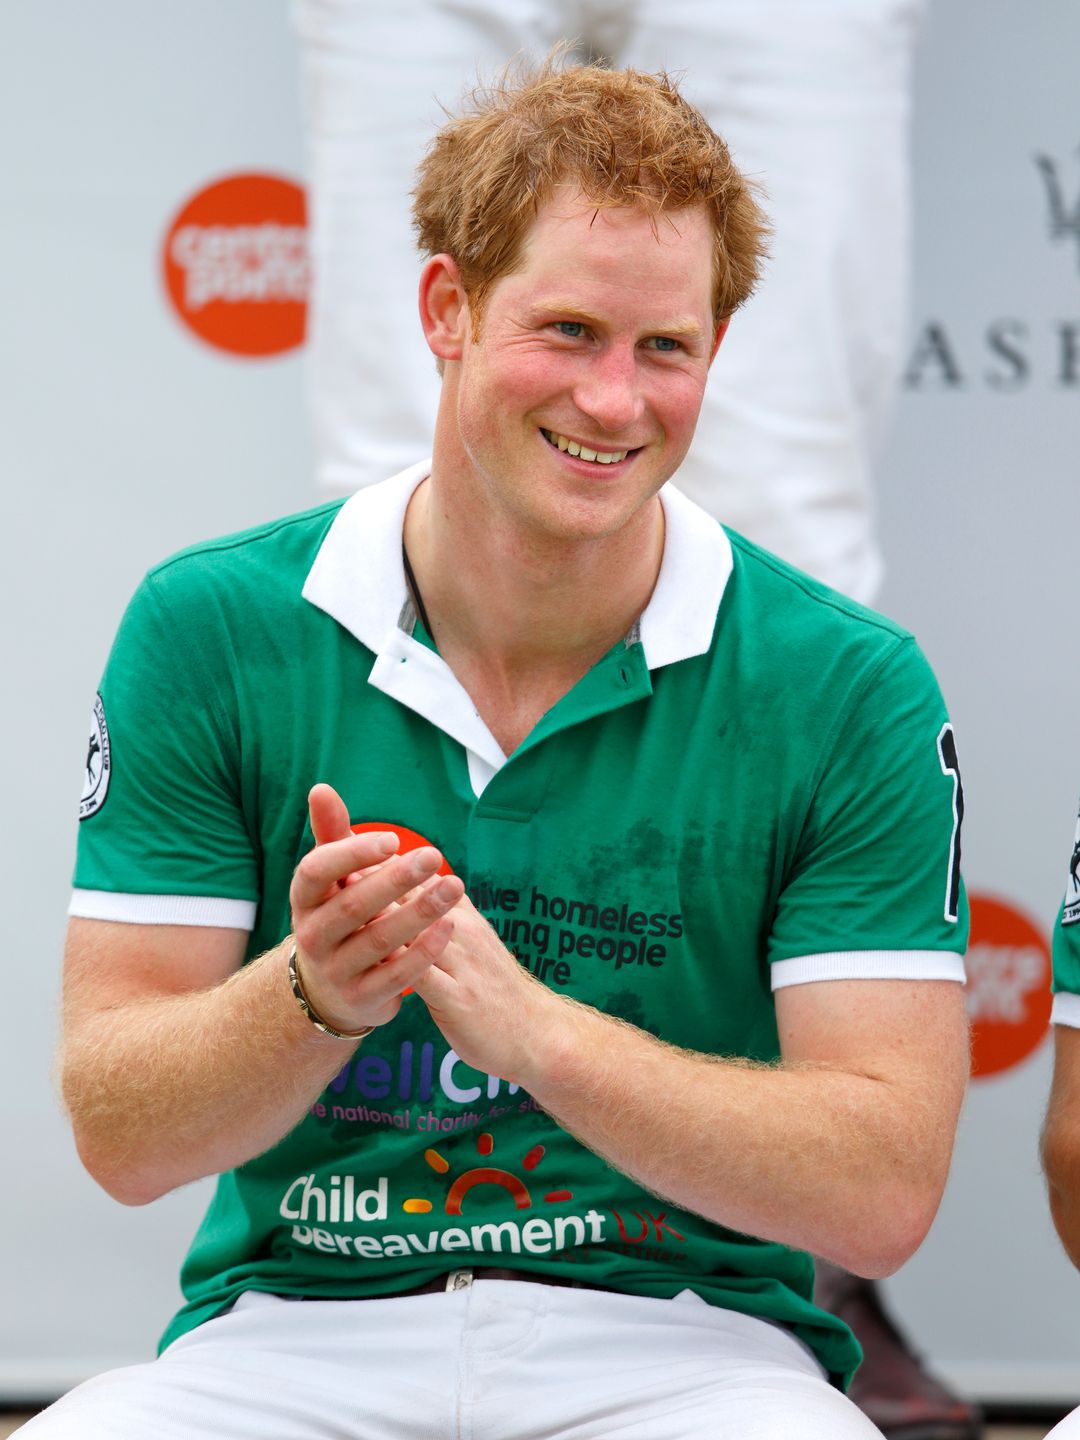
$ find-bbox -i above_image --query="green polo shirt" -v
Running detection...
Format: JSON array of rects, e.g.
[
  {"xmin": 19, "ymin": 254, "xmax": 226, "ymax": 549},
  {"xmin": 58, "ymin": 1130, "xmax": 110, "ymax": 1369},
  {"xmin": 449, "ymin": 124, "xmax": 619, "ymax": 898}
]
[{"xmin": 72, "ymin": 463, "xmax": 967, "ymax": 1385}]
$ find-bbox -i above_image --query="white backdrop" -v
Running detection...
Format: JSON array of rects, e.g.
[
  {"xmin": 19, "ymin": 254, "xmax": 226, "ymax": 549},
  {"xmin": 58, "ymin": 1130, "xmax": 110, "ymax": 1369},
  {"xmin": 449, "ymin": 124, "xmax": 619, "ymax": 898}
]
[
  {"xmin": 874, "ymin": 0, "xmax": 1080, "ymax": 1402},
  {"xmin": 3, "ymin": 0, "xmax": 1078, "ymax": 1406}
]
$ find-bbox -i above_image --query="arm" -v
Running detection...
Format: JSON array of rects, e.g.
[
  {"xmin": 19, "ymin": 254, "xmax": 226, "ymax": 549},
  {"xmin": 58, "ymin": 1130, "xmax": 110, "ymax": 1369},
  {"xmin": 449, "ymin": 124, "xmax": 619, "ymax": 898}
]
[
  {"xmin": 62, "ymin": 785, "xmax": 463, "ymax": 1205},
  {"xmin": 413, "ymin": 900, "xmax": 969, "ymax": 1278},
  {"xmin": 1042, "ymin": 1025, "xmax": 1080, "ymax": 1269}
]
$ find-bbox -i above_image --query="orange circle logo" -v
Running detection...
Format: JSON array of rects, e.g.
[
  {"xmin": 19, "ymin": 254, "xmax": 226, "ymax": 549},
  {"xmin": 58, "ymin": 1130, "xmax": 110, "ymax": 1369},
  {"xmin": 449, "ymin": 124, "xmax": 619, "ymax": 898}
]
[
  {"xmin": 965, "ymin": 892, "xmax": 1052, "ymax": 1079},
  {"xmin": 350, "ymin": 823, "xmax": 454, "ymax": 876},
  {"xmin": 162, "ymin": 172, "xmax": 308, "ymax": 357}
]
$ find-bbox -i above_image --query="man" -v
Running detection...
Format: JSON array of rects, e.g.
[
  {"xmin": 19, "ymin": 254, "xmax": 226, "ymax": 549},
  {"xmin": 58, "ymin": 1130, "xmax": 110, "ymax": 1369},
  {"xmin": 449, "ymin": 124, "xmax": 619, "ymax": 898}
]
[
  {"xmin": 296, "ymin": 15, "xmax": 980, "ymax": 1437},
  {"xmin": 1040, "ymin": 794, "xmax": 1080, "ymax": 1437},
  {"xmin": 37, "ymin": 61, "xmax": 968, "ymax": 1439}
]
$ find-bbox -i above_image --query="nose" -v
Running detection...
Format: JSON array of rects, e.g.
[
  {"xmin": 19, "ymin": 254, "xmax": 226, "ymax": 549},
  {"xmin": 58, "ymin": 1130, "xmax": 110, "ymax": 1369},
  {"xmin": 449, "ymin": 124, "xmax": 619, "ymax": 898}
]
[{"xmin": 571, "ymin": 343, "xmax": 645, "ymax": 435}]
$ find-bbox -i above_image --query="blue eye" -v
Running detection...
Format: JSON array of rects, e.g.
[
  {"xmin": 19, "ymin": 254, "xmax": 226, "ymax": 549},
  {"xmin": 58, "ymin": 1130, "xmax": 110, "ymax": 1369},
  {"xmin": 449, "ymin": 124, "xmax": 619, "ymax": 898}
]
[
  {"xmin": 555, "ymin": 321, "xmax": 585, "ymax": 338},
  {"xmin": 649, "ymin": 336, "xmax": 679, "ymax": 352}
]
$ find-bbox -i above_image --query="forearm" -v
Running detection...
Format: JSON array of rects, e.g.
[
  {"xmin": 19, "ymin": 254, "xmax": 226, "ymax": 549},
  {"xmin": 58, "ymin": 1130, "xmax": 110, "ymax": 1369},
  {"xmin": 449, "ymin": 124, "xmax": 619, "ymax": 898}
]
[
  {"xmin": 61, "ymin": 940, "xmax": 354, "ymax": 1205},
  {"xmin": 1043, "ymin": 1159, "xmax": 1080, "ymax": 1272},
  {"xmin": 1042, "ymin": 1082, "xmax": 1080, "ymax": 1272},
  {"xmin": 62, "ymin": 809, "xmax": 462, "ymax": 1206},
  {"xmin": 520, "ymin": 999, "xmax": 956, "ymax": 1278}
]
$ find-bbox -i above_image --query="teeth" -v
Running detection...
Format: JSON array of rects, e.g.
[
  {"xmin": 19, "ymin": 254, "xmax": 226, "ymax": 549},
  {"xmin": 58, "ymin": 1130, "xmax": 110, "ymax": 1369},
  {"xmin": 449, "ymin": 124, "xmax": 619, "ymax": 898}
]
[{"xmin": 542, "ymin": 429, "xmax": 628, "ymax": 465}]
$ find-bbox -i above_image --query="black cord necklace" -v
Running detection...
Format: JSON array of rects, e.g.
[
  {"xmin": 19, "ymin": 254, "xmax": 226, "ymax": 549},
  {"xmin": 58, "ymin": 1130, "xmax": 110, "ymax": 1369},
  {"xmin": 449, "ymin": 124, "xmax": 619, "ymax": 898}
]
[{"xmin": 402, "ymin": 545, "xmax": 436, "ymax": 638}]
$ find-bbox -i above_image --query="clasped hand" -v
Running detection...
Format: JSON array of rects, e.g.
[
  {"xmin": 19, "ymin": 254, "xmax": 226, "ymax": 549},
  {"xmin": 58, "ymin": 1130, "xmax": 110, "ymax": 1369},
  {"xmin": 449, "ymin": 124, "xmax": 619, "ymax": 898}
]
[{"xmin": 290, "ymin": 784, "xmax": 560, "ymax": 1085}]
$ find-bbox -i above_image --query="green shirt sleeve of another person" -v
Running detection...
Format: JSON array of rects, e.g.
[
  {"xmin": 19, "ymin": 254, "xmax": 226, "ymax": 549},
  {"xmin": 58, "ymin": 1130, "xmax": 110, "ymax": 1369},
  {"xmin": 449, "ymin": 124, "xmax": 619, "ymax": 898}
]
[{"xmin": 1052, "ymin": 794, "xmax": 1080, "ymax": 1006}]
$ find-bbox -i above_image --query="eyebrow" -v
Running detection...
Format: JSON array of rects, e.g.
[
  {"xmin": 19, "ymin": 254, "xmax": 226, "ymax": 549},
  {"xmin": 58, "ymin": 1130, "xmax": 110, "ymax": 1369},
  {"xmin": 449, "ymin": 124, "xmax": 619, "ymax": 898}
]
[{"xmin": 528, "ymin": 302, "xmax": 708, "ymax": 343}]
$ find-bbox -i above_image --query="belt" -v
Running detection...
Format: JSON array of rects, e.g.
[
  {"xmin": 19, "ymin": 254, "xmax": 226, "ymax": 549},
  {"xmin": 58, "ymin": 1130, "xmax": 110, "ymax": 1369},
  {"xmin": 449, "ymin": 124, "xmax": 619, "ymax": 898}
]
[
  {"xmin": 397, "ymin": 1266, "xmax": 603, "ymax": 1296},
  {"xmin": 293, "ymin": 1267, "xmax": 610, "ymax": 1301}
]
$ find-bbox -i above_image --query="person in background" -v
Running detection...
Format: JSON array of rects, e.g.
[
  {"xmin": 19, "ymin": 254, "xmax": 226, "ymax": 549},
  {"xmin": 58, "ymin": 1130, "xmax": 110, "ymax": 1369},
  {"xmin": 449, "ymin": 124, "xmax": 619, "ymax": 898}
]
[
  {"xmin": 1039, "ymin": 794, "xmax": 1080, "ymax": 1437},
  {"xmin": 294, "ymin": 0, "xmax": 919, "ymax": 607},
  {"xmin": 294, "ymin": 6, "xmax": 980, "ymax": 1436}
]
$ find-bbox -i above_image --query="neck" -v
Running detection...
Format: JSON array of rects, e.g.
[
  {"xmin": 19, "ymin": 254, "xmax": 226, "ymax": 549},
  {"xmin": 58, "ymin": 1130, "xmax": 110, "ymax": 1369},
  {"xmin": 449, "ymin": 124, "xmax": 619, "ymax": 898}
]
[
  {"xmin": 403, "ymin": 476, "xmax": 665, "ymax": 687},
  {"xmin": 400, "ymin": 455, "xmax": 664, "ymax": 758}
]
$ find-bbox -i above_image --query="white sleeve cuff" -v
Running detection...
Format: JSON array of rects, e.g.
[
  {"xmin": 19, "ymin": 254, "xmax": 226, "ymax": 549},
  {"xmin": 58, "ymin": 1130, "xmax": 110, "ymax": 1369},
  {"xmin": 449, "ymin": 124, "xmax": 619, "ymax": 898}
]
[
  {"xmin": 69, "ymin": 889, "xmax": 256, "ymax": 930},
  {"xmin": 1051, "ymin": 992, "xmax": 1080, "ymax": 1028},
  {"xmin": 771, "ymin": 950, "xmax": 967, "ymax": 991}
]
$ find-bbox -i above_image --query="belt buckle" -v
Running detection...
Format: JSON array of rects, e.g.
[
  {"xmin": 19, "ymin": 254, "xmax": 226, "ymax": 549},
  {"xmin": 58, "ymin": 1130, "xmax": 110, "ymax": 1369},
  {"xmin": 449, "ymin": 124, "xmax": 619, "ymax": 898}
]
[{"xmin": 445, "ymin": 1268, "xmax": 474, "ymax": 1293}]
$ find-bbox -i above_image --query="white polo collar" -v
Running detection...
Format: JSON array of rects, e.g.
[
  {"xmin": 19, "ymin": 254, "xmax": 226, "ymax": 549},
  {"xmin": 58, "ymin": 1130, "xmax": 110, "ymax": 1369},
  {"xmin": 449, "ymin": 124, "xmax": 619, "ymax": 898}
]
[{"xmin": 301, "ymin": 460, "xmax": 733, "ymax": 788}]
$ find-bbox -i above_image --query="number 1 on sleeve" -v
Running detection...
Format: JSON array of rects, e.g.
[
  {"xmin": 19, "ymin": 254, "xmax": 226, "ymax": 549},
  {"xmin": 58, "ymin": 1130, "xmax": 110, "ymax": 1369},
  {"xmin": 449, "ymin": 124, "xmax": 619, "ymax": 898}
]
[{"xmin": 936, "ymin": 723, "xmax": 964, "ymax": 924}]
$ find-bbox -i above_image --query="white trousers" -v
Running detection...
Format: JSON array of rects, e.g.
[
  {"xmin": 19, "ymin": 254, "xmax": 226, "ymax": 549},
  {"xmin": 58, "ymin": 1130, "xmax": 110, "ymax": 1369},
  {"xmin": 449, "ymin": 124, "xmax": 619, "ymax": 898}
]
[
  {"xmin": 21, "ymin": 1283, "xmax": 883, "ymax": 1439},
  {"xmin": 294, "ymin": 0, "xmax": 924, "ymax": 603}
]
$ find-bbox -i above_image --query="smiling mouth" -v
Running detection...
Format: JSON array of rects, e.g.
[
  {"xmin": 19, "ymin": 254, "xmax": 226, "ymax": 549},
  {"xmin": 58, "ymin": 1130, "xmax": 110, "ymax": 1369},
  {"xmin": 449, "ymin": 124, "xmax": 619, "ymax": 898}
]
[{"xmin": 540, "ymin": 428, "xmax": 636, "ymax": 465}]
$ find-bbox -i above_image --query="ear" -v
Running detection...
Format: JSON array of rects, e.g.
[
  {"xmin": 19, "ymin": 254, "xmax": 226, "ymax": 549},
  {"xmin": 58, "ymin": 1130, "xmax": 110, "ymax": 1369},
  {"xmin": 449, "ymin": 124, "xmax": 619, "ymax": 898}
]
[
  {"xmin": 419, "ymin": 255, "xmax": 469, "ymax": 362},
  {"xmin": 709, "ymin": 315, "xmax": 732, "ymax": 364}
]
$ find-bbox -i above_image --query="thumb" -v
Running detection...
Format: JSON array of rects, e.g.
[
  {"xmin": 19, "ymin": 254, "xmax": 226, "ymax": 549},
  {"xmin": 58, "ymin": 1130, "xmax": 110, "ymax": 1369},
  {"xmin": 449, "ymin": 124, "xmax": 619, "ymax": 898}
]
[{"xmin": 308, "ymin": 782, "xmax": 353, "ymax": 847}]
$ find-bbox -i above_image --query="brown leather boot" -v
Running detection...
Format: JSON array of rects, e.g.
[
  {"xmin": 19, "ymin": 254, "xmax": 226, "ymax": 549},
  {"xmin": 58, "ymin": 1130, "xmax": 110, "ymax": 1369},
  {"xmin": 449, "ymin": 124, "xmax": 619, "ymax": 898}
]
[{"xmin": 814, "ymin": 1261, "xmax": 983, "ymax": 1440}]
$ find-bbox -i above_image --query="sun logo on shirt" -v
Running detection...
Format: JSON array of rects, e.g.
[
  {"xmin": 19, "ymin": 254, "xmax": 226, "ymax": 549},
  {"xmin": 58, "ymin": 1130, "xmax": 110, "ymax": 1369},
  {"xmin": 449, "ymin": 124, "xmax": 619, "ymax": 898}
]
[{"xmin": 402, "ymin": 1133, "xmax": 573, "ymax": 1214}]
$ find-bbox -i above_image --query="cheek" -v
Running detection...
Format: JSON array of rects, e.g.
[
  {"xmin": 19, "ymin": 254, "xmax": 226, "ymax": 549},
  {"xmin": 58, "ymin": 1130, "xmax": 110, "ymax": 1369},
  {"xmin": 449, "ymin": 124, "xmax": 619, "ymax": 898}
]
[
  {"xmin": 520, "ymin": 367, "xmax": 569, "ymax": 416},
  {"xmin": 651, "ymin": 369, "xmax": 708, "ymax": 437},
  {"xmin": 455, "ymin": 355, "xmax": 535, "ymax": 457},
  {"xmin": 484, "ymin": 343, "xmax": 571, "ymax": 407}
]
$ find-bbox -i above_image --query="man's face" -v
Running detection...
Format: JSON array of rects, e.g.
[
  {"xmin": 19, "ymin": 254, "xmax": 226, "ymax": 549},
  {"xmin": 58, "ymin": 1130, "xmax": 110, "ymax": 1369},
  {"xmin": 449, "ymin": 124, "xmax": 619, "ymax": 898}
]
[{"xmin": 444, "ymin": 191, "xmax": 721, "ymax": 545}]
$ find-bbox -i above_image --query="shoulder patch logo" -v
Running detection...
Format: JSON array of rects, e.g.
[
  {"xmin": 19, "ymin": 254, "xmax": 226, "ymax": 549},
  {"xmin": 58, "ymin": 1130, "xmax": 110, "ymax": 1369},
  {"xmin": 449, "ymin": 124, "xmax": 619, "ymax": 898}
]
[
  {"xmin": 1064, "ymin": 799, "xmax": 1080, "ymax": 926},
  {"xmin": 79, "ymin": 694, "xmax": 111, "ymax": 820}
]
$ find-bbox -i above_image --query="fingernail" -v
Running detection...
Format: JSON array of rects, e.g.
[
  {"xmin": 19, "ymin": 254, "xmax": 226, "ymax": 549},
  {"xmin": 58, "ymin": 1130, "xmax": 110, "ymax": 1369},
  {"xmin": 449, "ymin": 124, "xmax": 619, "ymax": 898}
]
[{"xmin": 376, "ymin": 833, "xmax": 399, "ymax": 855}]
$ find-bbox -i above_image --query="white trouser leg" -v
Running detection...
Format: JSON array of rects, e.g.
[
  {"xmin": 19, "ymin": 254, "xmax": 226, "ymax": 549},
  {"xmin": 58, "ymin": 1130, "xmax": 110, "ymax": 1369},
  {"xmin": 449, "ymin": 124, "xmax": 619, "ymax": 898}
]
[
  {"xmin": 18, "ymin": 1286, "xmax": 882, "ymax": 1440},
  {"xmin": 467, "ymin": 1283, "xmax": 883, "ymax": 1439},
  {"xmin": 294, "ymin": 0, "xmax": 569, "ymax": 497},
  {"xmin": 621, "ymin": 0, "xmax": 925, "ymax": 602},
  {"xmin": 17, "ymin": 1291, "xmax": 456, "ymax": 1440}
]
